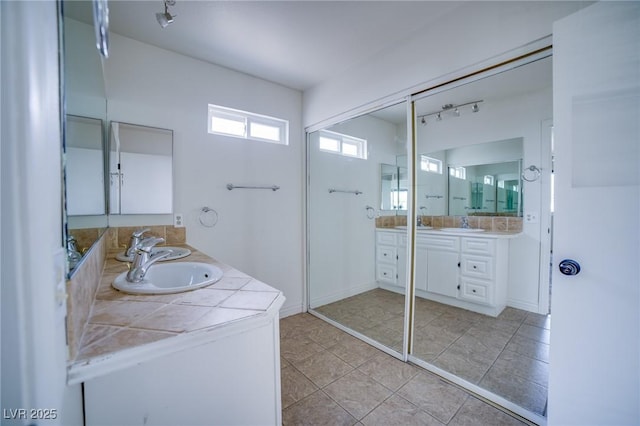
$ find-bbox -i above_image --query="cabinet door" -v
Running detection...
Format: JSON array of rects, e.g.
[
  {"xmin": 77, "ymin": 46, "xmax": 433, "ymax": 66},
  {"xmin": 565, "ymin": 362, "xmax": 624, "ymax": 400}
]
[
  {"xmin": 414, "ymin": 244, "xmax": 428, "ymax": 292},
  {"xmin": 426, "ymin": 249, "xmax": 459, "ymax": 298},
  {"xmin": 397, "ymin": 239, "xmax": 407, "ymax": 290}
]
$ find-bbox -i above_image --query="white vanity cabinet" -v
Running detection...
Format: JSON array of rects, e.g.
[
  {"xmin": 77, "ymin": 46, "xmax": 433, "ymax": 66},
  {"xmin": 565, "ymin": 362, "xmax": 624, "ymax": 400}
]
[
  {"xmin": 375, "ymin": 228, "xmax": 512, "ymax": 316},
  {"xmin": 376, "ymin": 230, "xmax": 400, "ymax": 287}
]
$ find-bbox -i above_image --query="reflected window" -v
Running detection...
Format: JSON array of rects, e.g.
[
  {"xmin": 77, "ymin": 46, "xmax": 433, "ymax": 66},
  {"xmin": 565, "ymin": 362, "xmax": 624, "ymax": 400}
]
[
  {"xmin": 208, "ymin": 104, "xmax": 289, "ymax": 145},
  {"xmin": 420, "ymin": 155, "xmax": 442, "ymax": 174},
  {"xmin": 449, "ymin": 166, "xmax": 466, "ymax": 179},
  {"xmin": 318, "ymin": 130, "xmax": 367, "ymax": 159},
  {"xmin": 484, "ymin": 175, "xmax": 495, "ymax": 185}
]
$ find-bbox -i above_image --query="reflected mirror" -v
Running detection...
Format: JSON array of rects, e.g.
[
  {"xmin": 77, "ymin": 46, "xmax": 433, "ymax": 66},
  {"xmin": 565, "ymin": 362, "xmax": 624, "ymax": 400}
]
[
  {"xmin": 380, "ymin": 163, "xmax": 408, "ymax": 211},
  {"xmin": 62, "ymin": 3, "xmax": 108, "ymax": 275},
  {"xmin": 417, "ymin": 138, "xmax": 523, "ymax": 216},
  {"xmin": 108, "ymin": 122, "xmax": 173, "ymax": 215}
]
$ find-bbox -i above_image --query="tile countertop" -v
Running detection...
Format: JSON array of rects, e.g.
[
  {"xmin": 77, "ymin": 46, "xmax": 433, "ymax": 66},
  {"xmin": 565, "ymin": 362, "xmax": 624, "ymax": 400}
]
[
  {"xmin": 67, "ymin": 245, "xmax": 285, "ymax": 385},
  {"xmin": 378, "ymin": 227, "xmax": 521, "ymax": 238}
]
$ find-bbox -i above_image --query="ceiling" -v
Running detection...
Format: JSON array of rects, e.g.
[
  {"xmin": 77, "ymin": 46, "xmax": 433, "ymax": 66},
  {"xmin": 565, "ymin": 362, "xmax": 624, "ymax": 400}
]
[{"xmin": 64, "ymin": 0, "xmax": 462, "ymax": 91}]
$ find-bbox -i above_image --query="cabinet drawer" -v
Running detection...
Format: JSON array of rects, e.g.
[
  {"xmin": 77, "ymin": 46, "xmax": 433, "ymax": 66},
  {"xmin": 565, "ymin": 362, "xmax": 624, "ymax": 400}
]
[
  {"xmin": 460, "ymin": 279, "xmax": 491, "ymax": 304},
  {"xmin": 377, "ymin": 246, "xmax": 397, "ymax": 263},
  {"xmin": 416, "ymin": 235, "xmax": 459, "ymax": 251},
  {"xmin": 398, "ymin": 234, "xmax": 408, "ymax": 246},
  {"xmin": 461, "ymin": 237, "xmax": 495, "ymax": 255},
  {"xmin": 377, "ymin": 231, "xmax": 398, "ymax": 245},
  {"xmin": 461, "ymin": 255, "xmax": 493, "ymax": 279},
  {"xmin": 376, "ymin": 264, "xmax": 397, "ymax": 283}
]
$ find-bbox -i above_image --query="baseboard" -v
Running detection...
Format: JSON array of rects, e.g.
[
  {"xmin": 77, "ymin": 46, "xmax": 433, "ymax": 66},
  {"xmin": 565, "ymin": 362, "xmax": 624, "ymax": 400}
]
[
  {"xmin": 507, "ymin": 298, "xmax": 539, "ymax": 314},
  {"xmin": 309, "ymin": 281, "xmax": 378, "ymax": 309},
  {"xmin": 279, "ymin": 303, "xmax": 305, "ymax": 319}
]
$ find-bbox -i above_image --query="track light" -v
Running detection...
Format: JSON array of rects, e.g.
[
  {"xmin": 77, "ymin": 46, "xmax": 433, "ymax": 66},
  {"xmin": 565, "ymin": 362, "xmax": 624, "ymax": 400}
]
[
  {"xmin": 156, "ymin": 0, "xmax": 176, "ymax": 28},
  {"xmin": 417, "ymin": 100, "xmax": 483, "ymax": 124}
]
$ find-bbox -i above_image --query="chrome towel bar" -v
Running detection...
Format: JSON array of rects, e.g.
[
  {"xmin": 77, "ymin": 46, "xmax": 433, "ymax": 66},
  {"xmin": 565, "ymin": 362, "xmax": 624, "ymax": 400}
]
[
  {"xmin": 328, "ymin": 188, "xmax": 362, "ymax": 195},
  {"xmin": 226, "ymin": 184, "xmax": 280, "ymax": 191}
]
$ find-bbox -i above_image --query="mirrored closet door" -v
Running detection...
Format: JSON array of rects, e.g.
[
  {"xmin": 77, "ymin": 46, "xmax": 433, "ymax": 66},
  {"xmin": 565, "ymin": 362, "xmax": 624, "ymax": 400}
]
[
  {"xmin": 307, "ymin": 101, "xmax": 409, "ymax": 356},
  {"xmin": 409, "ymin": 55, "xmax": 553, "ymax": 422}
]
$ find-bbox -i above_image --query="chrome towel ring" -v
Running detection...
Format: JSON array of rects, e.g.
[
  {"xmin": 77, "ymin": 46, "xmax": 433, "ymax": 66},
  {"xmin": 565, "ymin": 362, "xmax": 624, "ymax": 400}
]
[{"xmin": 522, "ymin": 165, "xmax": 541, "ymax": 182}]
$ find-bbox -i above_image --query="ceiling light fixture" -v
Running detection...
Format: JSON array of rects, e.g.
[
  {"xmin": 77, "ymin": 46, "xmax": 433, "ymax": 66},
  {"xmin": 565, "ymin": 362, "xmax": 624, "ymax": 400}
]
[
  {"xmin": 417, "ymin": 100, "xmax": 483, "ymax": 124},
  {"xmin": 156, "ymin": 0, "xmax": 176, "ymax": 28}
]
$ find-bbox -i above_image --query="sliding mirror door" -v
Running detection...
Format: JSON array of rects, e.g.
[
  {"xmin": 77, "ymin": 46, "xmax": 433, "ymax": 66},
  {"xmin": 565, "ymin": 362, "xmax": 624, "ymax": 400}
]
[
  {"xmin": 410, "ymin": 56, "xmax": 553, "ymax": 422},
  {"xmin": 308, "ymin": 101, "xmax": 409, "ymax": 355}
]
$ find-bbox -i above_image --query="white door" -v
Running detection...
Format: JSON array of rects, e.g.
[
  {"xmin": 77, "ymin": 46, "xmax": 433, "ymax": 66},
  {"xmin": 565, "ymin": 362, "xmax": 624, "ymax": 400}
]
[{"xmin": 549, "ymin": 2, "xmax": 640, "ymax": 425}]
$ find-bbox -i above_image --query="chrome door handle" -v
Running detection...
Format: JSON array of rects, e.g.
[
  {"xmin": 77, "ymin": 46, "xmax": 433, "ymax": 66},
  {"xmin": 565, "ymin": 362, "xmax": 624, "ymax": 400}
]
[{"xmin": 559, "ymin": 259, "xmax": 581, "ymax": 276}]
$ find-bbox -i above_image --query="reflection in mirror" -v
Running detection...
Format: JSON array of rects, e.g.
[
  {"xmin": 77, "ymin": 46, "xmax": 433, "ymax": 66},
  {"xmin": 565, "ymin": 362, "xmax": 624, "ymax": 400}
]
[
  {"xmin": 62, "ymin": 5, "xmax": 108, "ymax": 276},
  {"xmin": 411, "ymin": 56, "xmax": 552, "ymax": 421},
  {"xmin": 108, "ymin": 122, "xmax": 173, "ymax": 215},
  {"xmin": 66, "ymin": 115, "xmax": 106, "ymax": 216},
  {"xmin": 308, "ymin": 101, "xmax": 408, "ymax": 355},
  {"xmin": 380, "ymin": 163, "xmax": 408, "ymax": 211}
]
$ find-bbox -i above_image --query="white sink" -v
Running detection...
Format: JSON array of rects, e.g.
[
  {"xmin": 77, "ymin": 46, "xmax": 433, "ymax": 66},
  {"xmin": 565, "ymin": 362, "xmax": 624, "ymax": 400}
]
[
  {"xmin": 394, "ymin": 226, "xmax": 433, "ymax": 230},
  {"xmin": 115, "ymin": 246, "xmax": 191, "ymax": 262},
  {"xmin": 439, "ymin": 227, "xmax": 485, "ymax": 233},
  {"xmin": 112, "ymin": 262, "xmax": 224, "ymax": 295}
]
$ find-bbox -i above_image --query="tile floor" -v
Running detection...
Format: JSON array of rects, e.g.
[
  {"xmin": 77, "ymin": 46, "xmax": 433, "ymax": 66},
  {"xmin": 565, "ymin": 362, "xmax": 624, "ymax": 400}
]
[
  {"xmin": 281, "ymin": 312, "xmax": 530, "ymax": 425},
  {"xmin": 313, "ymin": 289, "xmax": 550, "ymax": 416}
]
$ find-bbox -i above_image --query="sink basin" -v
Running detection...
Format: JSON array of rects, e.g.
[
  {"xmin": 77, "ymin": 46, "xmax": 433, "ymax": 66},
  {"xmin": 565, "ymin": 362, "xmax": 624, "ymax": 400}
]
[
  {"xmin": 439, "ymin": 227, "xmax": 485, "ymax": 233},
  {"xmin": 394, "ymin": 226, "xmax": 433, "ymax": 230},
  {"xmin": 115, "ymin": 246, "xmax": 191, "ymax": 262},
  {"xmin": 112, "ymin": 262, "xmax": 224, "ymax": 294}
]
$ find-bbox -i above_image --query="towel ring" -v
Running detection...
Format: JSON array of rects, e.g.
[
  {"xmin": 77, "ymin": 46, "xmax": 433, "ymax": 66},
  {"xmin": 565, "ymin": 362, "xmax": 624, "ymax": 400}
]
[
  {"xmin": 522, "ymin": 165, "xmax": 541, "ymax": 182},
  {"xmin": 199, "ymin": 207, "xmax": 218, "ymax": 228},
  {"xmin": 365, "ymin": 205, "xmax": 375, "ymax": 220}
]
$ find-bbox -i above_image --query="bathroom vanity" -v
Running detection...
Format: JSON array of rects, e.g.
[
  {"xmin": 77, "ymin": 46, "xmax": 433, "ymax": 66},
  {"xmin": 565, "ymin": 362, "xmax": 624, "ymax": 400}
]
[
  {"xmin": 67, "ymin": 245, "xmax": 285, "ymax": 426},
  {"xmin": 376, "ymin": 228, "xmax": 518, "ymax": 317}
]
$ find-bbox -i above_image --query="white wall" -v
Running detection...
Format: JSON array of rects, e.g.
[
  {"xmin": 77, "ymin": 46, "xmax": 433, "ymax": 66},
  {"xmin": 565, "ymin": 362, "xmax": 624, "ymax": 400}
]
[
  {"xmin": 303, "ymin": 1, "xmax": 588, "ymax": 128},
  {"xmin": 103, "ymin": 32, "xmax": 304, "ymax": 316},
  {"xmin": 308, "ymin": 114, "xmax": 403, "ymax": 306}
]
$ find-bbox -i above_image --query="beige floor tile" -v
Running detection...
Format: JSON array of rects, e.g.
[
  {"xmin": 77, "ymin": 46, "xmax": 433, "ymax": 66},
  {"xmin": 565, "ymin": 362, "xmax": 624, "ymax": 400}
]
[
  {"xmin": 281, "ymin": 365, "xmax": 318, "ymax": 409},
  {"xmin": 479, "ymin": 367, "xmax": 548, "ymax": 415},
  {"xmin": 281, "ymin": 335, "xmax": 325, "ymax": 363},
  {"xmin": 323, "ymin": 370, "xmax": 393, "ymax": 420},
  {"xmin": 283, "ymin": 390, "xmax": 357, "ymax": 426},
  {"xmin": 397, "ymin": 371, "xmax": 469, "ymax": 423},
  {"xmin": 449, "ymin": 396, "xmax": 528, "ymax": 426},
  {"xmin": 326, "ymin": 336, "xmax": 380, "ymax": 368},
  {"xmin": 293, "ymin": 350, "xmax": 354, "ymax": 387},
  {"xmin": 361, "ymin": 395, "xmax": 443, "ymax": 426},
  {"xmin": 516, "ymin": 324, "xmax": 551, "ymax": 344},
  {"xmin": 505, "ymin": 334, "xmax": 550, "ymax": 363},
  {"xmin": 491, "ymin": 349, "xmax": 549, "ymax": 388},
  {"xmin": 357, "ymin": 353, "xmax": 419, "ymax": 391}
]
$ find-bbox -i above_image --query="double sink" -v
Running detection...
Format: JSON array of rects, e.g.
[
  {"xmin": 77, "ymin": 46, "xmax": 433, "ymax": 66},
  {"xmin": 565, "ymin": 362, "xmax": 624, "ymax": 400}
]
[{"xmin": 394, "ymin": 226, "xmax": 485, "ymax": 233}]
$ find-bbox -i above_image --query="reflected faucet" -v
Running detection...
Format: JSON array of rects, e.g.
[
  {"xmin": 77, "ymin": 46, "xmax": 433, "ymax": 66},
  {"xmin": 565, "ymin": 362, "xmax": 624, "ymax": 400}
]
[
  {"xmin": 460, "ymin": 216, "xmax": 469, "ymax": 229},
  {"xmin": 126, "ymin": 237, "xmax": 170, "ymax": 283},
  {"xmin": 125, "ymin": 228, "xmax": 151, "ymax": 257}
]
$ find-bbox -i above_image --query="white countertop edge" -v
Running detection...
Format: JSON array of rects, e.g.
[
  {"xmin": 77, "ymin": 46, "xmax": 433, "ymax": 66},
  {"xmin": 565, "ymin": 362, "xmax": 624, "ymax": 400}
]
[
  {"xmin": 377, "ymin": 228, "xmax": 521, "ymax": 239},
  {"xmin": 67, "ymin": 293, "xmax": 285, "ymax": 385}
]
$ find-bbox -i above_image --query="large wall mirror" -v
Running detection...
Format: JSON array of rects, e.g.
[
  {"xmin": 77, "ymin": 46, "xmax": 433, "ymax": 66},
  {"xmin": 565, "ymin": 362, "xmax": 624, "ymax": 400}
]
[
  {"xmin": 108, "ymin": 122, "xmax": 173, "ymax": 215},
  {"xmin": 62, "ymin": 4, "xmax": 108, "ymax": 275}
]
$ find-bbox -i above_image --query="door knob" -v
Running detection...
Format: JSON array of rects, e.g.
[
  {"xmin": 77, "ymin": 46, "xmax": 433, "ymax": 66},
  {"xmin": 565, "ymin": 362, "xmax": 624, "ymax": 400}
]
[{"xmin": 559, "ymin": 259, "xmax": 581, "ymax": 276}]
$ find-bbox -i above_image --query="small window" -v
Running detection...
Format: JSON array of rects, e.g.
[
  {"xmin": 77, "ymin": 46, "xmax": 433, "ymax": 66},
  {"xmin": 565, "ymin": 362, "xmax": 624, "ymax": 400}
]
[
  {"xmin": 420, "ymin": 155, "xmax": 442, "ymax": 174},
  {"xmin": 484, "ymin": 175, "xmax": 494, "ymax": 185},
  {"xmin": 208, "ymin": 104, "xmax": 289, "ymax": 145},
  {"xmin": 318, "ymin": 130, "xmax": 367, "ymax": 159},
  {"xmin": 449, "ymin": 166, "xmax": 466, "ymax": 180}
]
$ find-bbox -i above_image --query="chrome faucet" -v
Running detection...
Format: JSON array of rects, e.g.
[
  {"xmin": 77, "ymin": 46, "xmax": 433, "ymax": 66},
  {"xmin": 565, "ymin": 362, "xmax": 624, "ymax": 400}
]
[
  {"xmin": 125, "ymin": 228, "xmax": 151, "ymax": 258},
  {"xmin": 126, "ymin": 237, "xmax": 170, "ymax": 283},
  {"xmin": 460, "ymin": 216, "xmax": 469, "ymax": 229}
]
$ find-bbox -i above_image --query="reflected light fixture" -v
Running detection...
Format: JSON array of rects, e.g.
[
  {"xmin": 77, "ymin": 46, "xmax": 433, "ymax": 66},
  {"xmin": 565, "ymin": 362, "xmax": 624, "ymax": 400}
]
[
  {"xmin": 417, "ymin": 100, "xmax": 483, "ymax": 124},
  {"xmin": 156, "ymin": 0, "xmax": 176, "ymax": 28}
]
